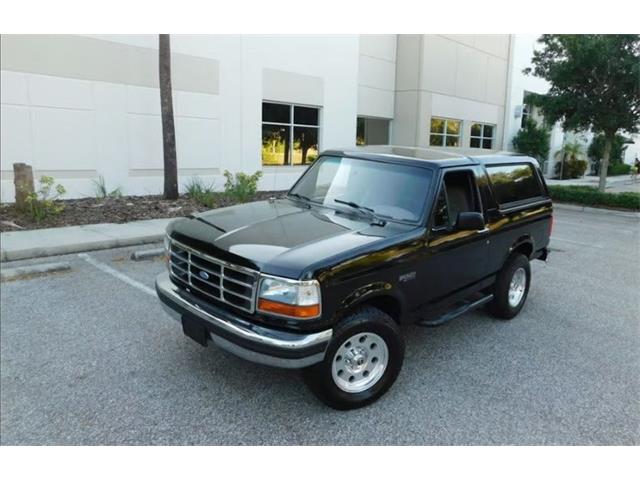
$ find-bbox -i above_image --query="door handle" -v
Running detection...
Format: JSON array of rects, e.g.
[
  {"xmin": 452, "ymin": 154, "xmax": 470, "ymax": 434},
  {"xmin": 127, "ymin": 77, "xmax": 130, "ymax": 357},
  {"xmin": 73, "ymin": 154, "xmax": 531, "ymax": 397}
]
[{"xmin": 477, "ymin": 227, "xmax": 490, "ymax": 234}]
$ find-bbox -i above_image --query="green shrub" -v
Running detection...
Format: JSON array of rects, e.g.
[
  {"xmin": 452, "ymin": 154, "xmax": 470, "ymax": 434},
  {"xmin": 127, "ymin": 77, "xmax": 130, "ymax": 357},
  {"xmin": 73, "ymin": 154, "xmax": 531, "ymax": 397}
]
[
  {"xmin": 554, "ymin": 158, "xmax": 588, "ymax": 179},
  {"xmin": 25, "ymin": 176, "xmax": 67, "ymax": 222},
  {"xmin": 608, "ymin": 163, "xmax": 631, "ymax": 176},
  {"xmin": 547, "ymin": 185, "xmax": 640, "ymax": 211},
  {"xmin": 512, "ymin": 119, "xmax": 551, "ymax": 161},
  {"xmin": 93, "ymin": 175, "xmax": 122, "ymax": 199},
  {"xmin": 184, "ymin": 176, "xmax": 217, "ymax": 207},
  {"xmin": 223, "ymin": 170, "xmax": 263, "ymax": 202}
]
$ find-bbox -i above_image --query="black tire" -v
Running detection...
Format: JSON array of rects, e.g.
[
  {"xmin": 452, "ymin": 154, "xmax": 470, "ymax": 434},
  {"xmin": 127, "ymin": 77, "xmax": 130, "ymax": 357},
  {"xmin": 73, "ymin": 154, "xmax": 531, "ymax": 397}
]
[
  {"xmin": 303, "ymin": 305, "xmax": 405, "ymax": 410},
  {"xmin": 487, "ymin": 253, "xmax": 531, "ymax": 320}
]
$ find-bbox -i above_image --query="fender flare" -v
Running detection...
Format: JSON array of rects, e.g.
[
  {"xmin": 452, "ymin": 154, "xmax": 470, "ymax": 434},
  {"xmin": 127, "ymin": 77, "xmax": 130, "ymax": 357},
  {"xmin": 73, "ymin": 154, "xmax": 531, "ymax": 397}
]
[{"xmin": 336, "ymin": 282, "xmax": 406, "ymax": 324}]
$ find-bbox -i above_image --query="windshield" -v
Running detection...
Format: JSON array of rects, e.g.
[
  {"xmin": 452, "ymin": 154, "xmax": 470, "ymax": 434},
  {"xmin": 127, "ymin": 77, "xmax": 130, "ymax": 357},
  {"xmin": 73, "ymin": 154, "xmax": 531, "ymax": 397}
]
[{"xmin": 288, "ymin": 155, "xmax": 433, "ymax": 223}]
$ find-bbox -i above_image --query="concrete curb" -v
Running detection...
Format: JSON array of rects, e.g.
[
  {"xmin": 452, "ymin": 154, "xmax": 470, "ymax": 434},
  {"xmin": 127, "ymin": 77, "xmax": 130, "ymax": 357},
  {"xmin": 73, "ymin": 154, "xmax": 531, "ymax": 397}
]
[
  {"xmin": 130, "ymin": 247, "xmax": 165, "ymax": 261},
  {"xmin": 1, "ymin": 261, "xmax": 71, "ymax": 281},
  {"xmin": 0, "ymin": 217, "xmax": 178, "ymax": 262},
  {"xmin": 553, "ymin": 202, "xmax": 640, "ymax": 219}
]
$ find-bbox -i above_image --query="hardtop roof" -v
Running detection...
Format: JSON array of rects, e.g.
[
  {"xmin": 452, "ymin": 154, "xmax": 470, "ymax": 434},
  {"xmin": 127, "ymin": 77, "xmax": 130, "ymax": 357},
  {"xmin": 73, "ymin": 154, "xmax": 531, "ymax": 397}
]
[{"xmin": 322, "ymin": 145, "xmax": 539, "ymax": 169}]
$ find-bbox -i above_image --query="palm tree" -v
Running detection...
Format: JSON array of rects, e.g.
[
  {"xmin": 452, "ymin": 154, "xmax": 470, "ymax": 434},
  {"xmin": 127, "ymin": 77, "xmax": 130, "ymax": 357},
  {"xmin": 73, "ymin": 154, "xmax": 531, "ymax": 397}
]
[
  {"xmin": 555, "ymin": 141, "xmax": 585, "ymax": 179},
  {"xmin": 159, "ymin": 34, "xmax": 178, "ymax": 199}
]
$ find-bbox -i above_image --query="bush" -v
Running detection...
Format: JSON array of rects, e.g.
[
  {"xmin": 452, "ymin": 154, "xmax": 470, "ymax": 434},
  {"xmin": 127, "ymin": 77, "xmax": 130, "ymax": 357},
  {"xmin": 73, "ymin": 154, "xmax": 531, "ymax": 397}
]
[
  {"xmin": 547, "ymin": 185, "xmax": 640, "ymax": 211},
  {"xmin": 608, "ymin": 163, "xmax": 631, "ymax": 176},
  {"xmin": 25, "ymin": 176, "xmax": 67, "ymax": 222},
  {"xmin": 223, "ymin": 170, "xmax": 263, "ymax": 202},
  {"xmin": 184, "ymin": 176, "xmax": 217, "ymax": 207},
  {"xmin": 554, "ymin": 158, "xmax": 588, "ymax": 179},
  {"xmin": 512, "ymin": 119, "xmax": 551, "ymax": 161}
]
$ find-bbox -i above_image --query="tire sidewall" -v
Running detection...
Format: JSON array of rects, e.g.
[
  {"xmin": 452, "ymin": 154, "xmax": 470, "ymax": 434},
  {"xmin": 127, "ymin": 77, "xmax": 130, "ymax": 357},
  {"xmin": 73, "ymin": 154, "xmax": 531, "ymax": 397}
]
[
  {"xmin": 306, "ymin": 307, "xmax": 404, "ymax": 410},
  {"xmin": 497, "ymin": 254, "xmax": 531, "ymax": 318}
]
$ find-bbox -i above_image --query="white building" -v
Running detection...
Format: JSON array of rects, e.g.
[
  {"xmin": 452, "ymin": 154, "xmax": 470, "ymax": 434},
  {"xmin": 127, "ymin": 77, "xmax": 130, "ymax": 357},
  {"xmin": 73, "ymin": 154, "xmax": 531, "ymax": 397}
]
[{"xmin": 0, "ymin": 34, "xmax": 606, "ymax": 203}]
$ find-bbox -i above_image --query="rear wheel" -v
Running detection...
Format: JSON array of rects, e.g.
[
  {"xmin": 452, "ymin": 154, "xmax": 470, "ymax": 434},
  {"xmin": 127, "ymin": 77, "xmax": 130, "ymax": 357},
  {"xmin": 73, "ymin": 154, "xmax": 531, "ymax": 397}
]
[
  {"xmin": 303, "ymin": 306, "xmax": 404, "ymax": 410},
  {"xmin": 487, "ymin": 253, "xmax": 531, "ymax": 319}
]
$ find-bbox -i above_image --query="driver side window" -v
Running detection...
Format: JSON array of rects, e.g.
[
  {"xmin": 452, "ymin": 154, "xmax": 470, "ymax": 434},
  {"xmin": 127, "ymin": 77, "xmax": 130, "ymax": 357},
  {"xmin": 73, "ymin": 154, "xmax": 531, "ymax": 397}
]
[{"xmin": 432, "ymin": 170, "xmax": 481, "ymax": 229}]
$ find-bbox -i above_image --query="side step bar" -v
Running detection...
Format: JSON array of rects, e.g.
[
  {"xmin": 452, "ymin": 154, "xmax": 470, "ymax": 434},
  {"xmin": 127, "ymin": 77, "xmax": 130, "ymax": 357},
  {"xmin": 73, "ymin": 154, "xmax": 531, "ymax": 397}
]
[{"xmin": 416, "ymin": 294, "xmax": 494, "ymax": 327}]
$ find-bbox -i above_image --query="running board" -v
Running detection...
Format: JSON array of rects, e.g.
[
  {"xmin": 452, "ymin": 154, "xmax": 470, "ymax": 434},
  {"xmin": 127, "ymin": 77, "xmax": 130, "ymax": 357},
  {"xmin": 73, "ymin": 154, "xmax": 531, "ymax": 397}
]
[{"xmin": 416, "ymin": 294, "xmax": 494, "ymax": 327}]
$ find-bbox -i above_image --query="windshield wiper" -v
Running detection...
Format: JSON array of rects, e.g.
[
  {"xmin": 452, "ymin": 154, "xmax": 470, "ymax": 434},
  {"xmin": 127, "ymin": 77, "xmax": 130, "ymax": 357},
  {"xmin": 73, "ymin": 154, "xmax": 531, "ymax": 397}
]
[
  {"xmin": 334, "ymin": 198, "xmax": 386, "ymax": 226},
  {"xmin": 287, "ymin": 192, "xmax": 313, "ymax": 207}
]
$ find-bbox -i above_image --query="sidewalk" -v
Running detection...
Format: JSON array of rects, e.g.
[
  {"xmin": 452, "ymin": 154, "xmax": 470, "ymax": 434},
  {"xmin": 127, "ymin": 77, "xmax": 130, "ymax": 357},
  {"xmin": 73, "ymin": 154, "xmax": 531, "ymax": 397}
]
[
  {"xmin": 0, "ymin": 217, "xmax": 177, "ymax": 262},
  {"xmin": 546, "ymin": 175, "xmax": 640, "ymax": 193}
]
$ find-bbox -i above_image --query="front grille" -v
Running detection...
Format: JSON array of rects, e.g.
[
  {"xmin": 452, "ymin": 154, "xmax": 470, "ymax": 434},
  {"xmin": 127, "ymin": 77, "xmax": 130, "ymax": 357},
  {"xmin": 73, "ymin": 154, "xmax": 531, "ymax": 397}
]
[{"xmin": 168, "ymin": 238, "xmax": 258, "ymax": 313}]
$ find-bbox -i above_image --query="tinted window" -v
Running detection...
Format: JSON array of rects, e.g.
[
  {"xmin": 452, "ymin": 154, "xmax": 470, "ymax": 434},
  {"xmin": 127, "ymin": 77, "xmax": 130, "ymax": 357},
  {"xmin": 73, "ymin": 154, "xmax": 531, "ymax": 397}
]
[
  {"xmin": 262, "ymin": 102, "xmax": 320, "ymax": 165},
  {"xmin": 294, "ymin": 106, "xmax": 319, "ymax": 126},
  {"xmin": 432, "ymin": 188, "xmax": 449, "ymax": 228},
  {"xmin": 486, "ymin": 164, "xmax": 543, "ymax": 205},
  {"xmin": 262, "ymin": 102, "xmax": 290, "ymax": 123},
  {"xmin": 432, "ymin": 171, "xmax": 481, "ymax": 229},
  {"xmin": 290, "ymin": 156, "xmax": 433, "ymax": 223}
]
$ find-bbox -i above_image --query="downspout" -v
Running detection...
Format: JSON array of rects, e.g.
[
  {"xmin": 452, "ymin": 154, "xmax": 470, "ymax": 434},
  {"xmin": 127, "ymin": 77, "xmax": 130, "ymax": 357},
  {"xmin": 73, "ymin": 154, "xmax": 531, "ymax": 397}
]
[
  {"xmin": 502, "ymin": 34, "xmax": 515, "ymax": 151},
  {"xmin": 415, "ymin": 35, "xmax": 425, "ymax": 147}
]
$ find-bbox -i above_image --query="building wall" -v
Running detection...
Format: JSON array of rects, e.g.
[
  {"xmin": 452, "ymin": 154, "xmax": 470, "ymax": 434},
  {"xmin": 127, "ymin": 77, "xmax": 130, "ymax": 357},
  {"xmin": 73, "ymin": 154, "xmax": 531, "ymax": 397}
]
[
  {"xmin": 624, "ymin": 133, "xmax": 640, "ymax": 165},
  {"xmin": 3, "ymin": 34, "xmax": 619, "ymax": 203},
  {"xmin": 392, "ymin": 34, "xmax": 510, "ymax": 154},
  {"xmin": 357, "ymin": 35, "xmax": 396, "ymax": 120},
  {"xmin": 0, "ymin": 34, "xmax": 360, "ymax": 202}
]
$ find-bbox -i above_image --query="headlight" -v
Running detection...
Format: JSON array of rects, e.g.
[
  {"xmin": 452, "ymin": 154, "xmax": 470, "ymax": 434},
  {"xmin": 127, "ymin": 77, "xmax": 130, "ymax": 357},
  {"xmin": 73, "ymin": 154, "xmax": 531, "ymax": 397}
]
[{"xmin": 257, "ymin": 276, "xmax": 321, "ymax": 319}]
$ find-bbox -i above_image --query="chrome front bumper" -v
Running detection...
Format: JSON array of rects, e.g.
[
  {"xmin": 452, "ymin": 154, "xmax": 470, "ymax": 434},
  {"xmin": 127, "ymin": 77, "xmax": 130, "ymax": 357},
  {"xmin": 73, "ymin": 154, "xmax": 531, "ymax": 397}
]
[{"xmin": 155, "ymin": 272, "xmax": 332, "ymax": 368}]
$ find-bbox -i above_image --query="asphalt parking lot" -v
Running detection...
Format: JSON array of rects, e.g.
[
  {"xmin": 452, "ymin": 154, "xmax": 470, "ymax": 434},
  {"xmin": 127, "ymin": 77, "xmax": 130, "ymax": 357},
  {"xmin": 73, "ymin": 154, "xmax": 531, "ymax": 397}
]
[{"xmin": 1, "ymin": 208, "xmax": 638, "ymax": 445}]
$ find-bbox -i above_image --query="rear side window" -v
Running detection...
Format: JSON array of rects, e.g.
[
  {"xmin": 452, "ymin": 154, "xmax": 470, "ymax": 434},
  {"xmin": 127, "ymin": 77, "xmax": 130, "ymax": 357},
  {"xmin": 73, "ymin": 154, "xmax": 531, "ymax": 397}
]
[{"xmin": 485, "ymin": 163, "xmax": 543, "ymax": 205}]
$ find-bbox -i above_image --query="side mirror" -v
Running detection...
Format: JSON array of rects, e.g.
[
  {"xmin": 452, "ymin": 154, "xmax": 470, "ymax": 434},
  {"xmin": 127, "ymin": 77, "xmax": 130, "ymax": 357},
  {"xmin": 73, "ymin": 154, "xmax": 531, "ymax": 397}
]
[{"xmin": 455, "ymin": 212, "xmax": 485, "ymax": 231}]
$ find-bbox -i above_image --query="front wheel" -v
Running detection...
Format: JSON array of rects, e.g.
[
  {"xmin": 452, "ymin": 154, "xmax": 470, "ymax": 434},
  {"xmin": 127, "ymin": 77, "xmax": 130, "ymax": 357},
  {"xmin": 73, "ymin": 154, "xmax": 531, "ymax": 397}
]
[
  {"xmin": 487, "ymin": 253, "xmax": 531, "ymax": 319},
  {"xmin": 303, "ymin": 306, "xmax": 404, "ymax": 410}
]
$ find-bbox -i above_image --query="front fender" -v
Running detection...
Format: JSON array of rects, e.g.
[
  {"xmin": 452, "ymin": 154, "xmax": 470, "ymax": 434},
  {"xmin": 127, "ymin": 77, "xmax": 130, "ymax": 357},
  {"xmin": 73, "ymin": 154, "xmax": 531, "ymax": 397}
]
[{"xmin": 336, "ymin": 281, "xmax": 407, "ymax": 322}]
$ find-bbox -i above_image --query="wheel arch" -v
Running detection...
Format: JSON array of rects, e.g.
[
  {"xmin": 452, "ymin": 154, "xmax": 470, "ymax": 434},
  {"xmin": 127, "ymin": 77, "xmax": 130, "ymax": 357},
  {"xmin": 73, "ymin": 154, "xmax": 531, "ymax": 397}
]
[
  {"xmin": 509, "ymin": 236, "xmax": 535, "ymax": 261},
  {"xmin": 337, "ymin": 290, "xmax": 405, "ymax": 325}
]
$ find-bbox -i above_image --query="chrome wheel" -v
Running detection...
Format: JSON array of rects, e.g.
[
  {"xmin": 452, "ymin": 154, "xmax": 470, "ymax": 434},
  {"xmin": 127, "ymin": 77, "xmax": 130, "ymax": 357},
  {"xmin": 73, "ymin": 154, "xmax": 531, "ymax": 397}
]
[
  {"xmin": 331, "ymin": 332, "xmax": 388, "ymax": 393},
  {"xmin": 508, "ymin": 267, "xmax": 527, "ymax": 307}
]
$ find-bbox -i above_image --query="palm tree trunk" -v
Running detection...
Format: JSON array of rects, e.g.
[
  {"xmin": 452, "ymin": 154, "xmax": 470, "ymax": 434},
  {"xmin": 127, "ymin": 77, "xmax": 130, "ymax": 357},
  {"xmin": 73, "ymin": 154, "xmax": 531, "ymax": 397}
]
[
  {"xmin": 598, "ymin": 135, "xmax": 612, "ymax": 192},
  {"xmin": 159, "ymin": 34, "xmax": 178, "ymax": 200}
]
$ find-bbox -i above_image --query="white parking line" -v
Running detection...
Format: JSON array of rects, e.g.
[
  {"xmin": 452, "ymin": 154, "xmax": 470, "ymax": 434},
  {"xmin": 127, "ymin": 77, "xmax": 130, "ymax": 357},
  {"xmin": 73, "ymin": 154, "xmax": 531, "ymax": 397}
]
[{"xmin": 78, "ymin": 253, "xmax": 156, "ymax": 297}]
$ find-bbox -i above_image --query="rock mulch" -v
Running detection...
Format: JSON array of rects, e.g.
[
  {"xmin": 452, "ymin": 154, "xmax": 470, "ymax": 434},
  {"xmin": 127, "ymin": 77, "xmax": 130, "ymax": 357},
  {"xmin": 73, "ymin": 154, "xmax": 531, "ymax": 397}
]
[{"xmin": 0, "ymin": 191, "xmax": 285, "ymax": 232}]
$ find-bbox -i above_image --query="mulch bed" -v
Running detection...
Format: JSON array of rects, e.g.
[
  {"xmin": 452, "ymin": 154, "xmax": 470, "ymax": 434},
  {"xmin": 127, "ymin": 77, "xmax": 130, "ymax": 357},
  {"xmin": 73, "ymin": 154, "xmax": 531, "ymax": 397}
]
[{"xmin": 0, "ymin": 191, "xmax": 286, "ymax": 232}]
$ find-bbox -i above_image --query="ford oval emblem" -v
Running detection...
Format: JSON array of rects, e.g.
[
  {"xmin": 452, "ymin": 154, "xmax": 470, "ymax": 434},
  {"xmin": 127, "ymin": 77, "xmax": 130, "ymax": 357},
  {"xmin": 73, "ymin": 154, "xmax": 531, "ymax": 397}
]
[{"xmin": 198, "ymin": 271, "xmax": 210, "ymax": 280}]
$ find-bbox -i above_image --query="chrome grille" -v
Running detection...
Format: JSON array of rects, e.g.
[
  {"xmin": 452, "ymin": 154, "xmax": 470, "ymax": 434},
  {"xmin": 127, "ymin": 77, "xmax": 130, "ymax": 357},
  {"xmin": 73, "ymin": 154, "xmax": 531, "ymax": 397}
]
[{"xmin": 168, "ymin": 238, "xmax": 258, "ymax": 313}]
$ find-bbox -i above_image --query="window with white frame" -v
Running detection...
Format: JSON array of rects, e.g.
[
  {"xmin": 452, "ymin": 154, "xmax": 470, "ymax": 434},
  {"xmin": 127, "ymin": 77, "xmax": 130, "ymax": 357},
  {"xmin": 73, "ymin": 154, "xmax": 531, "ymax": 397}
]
[
  {"xmin": 429, "ymin": 117, "xmax": 461, "ymax": 147},
  {"xmin": 521, "ymin": 104, "xmax": 530, "ymax": 128},
  {"xmin": 470, "ymin": 123, "xmax": 495, "ymax": 149},
  {"xmin": 262, "ymin": 102, "xmax": 320, "ymax": 166}
]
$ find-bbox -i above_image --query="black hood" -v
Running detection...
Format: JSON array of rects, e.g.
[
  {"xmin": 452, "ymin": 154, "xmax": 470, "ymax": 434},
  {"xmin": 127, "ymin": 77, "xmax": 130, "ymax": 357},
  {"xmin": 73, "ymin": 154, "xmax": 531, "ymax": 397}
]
[{"xmin": 167, "ymin": 199, "xmax": 417, "ymax": 278}]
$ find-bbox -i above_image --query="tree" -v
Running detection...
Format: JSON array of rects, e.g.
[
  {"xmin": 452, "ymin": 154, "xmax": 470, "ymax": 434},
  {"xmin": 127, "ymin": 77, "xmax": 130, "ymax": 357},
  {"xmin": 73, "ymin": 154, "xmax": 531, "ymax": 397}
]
[
  {"xmin": 159, "ymin": 34, "xmax": 178, "ymax": 199},
  {"xmin": 588, "ymin": 133, "xmax": 630, "ymax": 169},
  {"xmin": 524, "ymin": 35, "xmax": 640, "ymax": 191},
  {"xmin": 512, "ymin": 119, "xmax": 551, "ymax": 163}
]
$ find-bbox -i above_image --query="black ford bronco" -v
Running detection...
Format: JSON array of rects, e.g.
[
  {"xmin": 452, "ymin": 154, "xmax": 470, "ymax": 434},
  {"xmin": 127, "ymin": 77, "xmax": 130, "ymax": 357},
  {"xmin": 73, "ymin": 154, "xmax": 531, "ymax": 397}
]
[{"xmin": 156, "ymin": 146, "xmax": 552, "ymax": 409}]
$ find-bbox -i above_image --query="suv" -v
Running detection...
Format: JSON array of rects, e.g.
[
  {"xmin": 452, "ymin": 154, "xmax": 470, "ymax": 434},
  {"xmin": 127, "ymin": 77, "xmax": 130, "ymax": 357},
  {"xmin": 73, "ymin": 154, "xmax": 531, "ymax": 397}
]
[{"xmin": 156, "ymin": 146, "xmax": 552, "ymax": 409}]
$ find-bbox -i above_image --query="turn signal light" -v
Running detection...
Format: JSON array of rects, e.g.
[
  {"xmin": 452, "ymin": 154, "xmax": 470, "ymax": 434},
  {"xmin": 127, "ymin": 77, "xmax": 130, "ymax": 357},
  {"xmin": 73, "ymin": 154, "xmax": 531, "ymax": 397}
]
[{"xmin": 258, "ymin": 299, "xmax": 320, "ymax": 319}]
